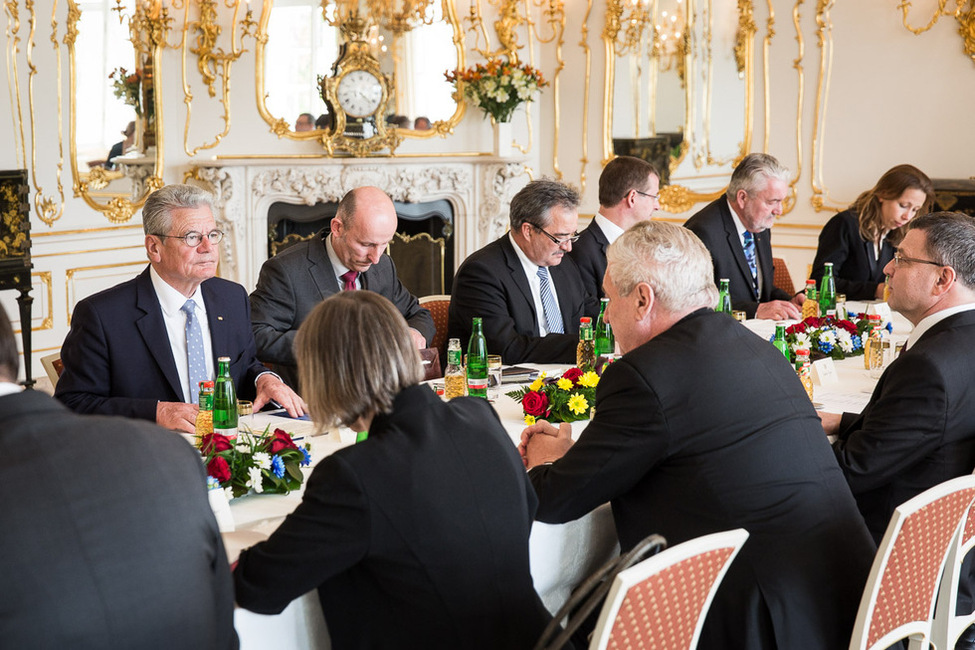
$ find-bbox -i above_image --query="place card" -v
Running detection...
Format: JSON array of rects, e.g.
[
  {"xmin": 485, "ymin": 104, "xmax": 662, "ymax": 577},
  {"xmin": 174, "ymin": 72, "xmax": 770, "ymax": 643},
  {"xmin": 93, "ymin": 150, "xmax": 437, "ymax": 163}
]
[
  {"xmin": 866, "ymin": 302, "xmax": 893, "ymax": 327},
  {"xmin": 811, "ymin": 357, "xmax": 839, "ymax": 386}
]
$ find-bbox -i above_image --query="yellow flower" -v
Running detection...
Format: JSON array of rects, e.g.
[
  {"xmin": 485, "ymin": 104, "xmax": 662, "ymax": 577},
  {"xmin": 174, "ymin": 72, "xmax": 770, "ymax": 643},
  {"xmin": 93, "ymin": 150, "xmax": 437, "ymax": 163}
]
[
  {"xmin": 557, "ymin": 377, "xmax": 573, "ymax": 391},
  {"xmin": 524, "ymin": 415, "xmax": 536, "ymax": 426},
  {"xmin": 528, "ymin": 375, "xmax": 545, "ymax": 392},
  {"xmin": 578, "ymin": 371, "xmax": 599, "ymax": 388},
  {"xmin": 567, "ymin": 393, "xmax": 589, "ymax": 415}
]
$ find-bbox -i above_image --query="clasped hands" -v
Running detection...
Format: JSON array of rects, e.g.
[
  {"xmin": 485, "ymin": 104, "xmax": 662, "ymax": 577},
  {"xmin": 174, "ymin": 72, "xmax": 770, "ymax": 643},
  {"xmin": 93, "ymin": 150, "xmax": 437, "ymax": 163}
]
[
  {"xmin": 518, "ymin": 420, "xmax": 575, "ymax": 470},
  {"xmin": 156, "ymin": 374, "xmax": 307, "ymax": 433}
]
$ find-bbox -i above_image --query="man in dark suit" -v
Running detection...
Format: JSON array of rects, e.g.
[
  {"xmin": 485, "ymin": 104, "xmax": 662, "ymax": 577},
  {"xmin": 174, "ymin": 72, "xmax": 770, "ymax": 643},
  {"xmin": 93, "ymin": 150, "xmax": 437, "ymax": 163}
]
[
  {"xmin": 250, "ymin": 186, "xmax": 434, "ymax": 388},
  {"xmin": 56, "ymin": 184, "xmax": 304, "ymax": 432},
  {"xmin": 522, "ymin": 221, "xmax": 875, "ymax": 650},
  {"xmin": 823, "ymin": 211, "xmax": 975, "ymax": 542},
  {"xmin": 684, "ymin": 153, "xmax": 804, "ymax": 319},
  {"xmin": 570, "ymin": 155, "xmax": 660, "ymax": 303},
  {"xmin": 0, "ymin": 305, "xmax": 237, "ymax": 650},
  {"xmin": 449, "ymin": 179, "xmax": 595, "ymax": 364}
]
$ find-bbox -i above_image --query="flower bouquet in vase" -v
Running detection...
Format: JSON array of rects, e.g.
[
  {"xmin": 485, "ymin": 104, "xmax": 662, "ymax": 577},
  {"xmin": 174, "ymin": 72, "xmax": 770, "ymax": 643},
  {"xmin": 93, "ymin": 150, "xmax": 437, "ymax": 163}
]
[
  {"xmin": 506, "ymin": 367, "xmax": 600, "ymax": 425},
  {"xmin": 200, "ymin": 425, "xmax": 311, "ymax": 499}
]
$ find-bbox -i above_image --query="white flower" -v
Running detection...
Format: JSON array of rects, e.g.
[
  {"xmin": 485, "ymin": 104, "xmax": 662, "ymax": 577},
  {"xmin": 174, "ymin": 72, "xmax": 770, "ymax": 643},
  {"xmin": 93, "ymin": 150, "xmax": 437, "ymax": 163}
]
[
  {"xmin": 794, "ymin": 332, "xmax": 811, "ymax": 349},
  {"xmin": 224, "ymin": 487, "xmax": 234, "ymax": 502},
  {"xmin": 246, "ymin": 466, "xmax": 264, "ymax": 494},
  {"xmin": 836, "ymin": 329, "xmax": 854, "ymax": 353},
  {"xmin": 494, "ymin": 89, "xmax": 510, "ymax": 103},
  {"xmin": 482, "ymin": 78, "xmax": 497, "ymax": 93},
  {"xmin": 819, "ymin": 329, "xmax": 837, "ymax": 346},
  {"xmin": 516, "ymin": 85, "xmax": 532, "ymax": 100},
  {"xmin": 235, "ymin": 442, "xmax": 250, "ymax": 453},
  {"xmin": 252, "ymin": 452, "xmax": 271, "ymax": 470}
]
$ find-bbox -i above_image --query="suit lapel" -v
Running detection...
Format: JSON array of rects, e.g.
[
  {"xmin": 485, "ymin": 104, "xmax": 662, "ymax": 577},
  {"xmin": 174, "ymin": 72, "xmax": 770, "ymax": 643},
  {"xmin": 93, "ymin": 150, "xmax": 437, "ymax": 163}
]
[
  {"xmin": 134, "ymin": 269, "xmax": 183, "ymax": 399},
  {"xmin": 550, "ymin": 263, "xmax": 575, "ymax": 332},
  {"xmin": 720, "ymin": 203, "xmax": 757, "ymax": 299},
  {"xmin": 754, "ymin": 230, "xmax": 775, "ymax": 298},
  {"xmin": 202, "ymin": 280, "xmax": 233, "ymax": 364},
  {"xmin": 312, "ymin": 233, "xmax": 342, "ymax": 296},
  {"xmin": 501, "ymin": 237, "xmax": 540, "ymax": 333}
]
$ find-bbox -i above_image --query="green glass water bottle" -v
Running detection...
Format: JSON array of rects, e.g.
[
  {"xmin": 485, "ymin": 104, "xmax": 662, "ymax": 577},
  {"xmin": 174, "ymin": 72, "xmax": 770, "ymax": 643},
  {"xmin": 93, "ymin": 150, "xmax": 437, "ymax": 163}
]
[
  {"xmin": 818, "ymin": 262, "xmax": 837, "ymax": 317},
  {"xmin": 212, "ymin": 356, "xmax": 238, "ymax": 438},
  {"xmin": 716, "ymin": 278, "xmax": 732, "ymax": 314},
  {"xmin": 594, "ymin": 298, "xmax": 614, "ymax": 356},
  {"xmin": 772, "ymin": 324, "xmax": 790, "ymax": 360},
  {"xmin": 466, "ymin": 317, "xmax": 488, "ymax": 399}
]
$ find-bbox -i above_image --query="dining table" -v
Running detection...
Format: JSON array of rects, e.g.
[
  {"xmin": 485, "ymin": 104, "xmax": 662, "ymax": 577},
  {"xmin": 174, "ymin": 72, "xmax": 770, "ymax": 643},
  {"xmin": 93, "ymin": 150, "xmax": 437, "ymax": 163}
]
[{"xmin": 222, "ymin": 301, "xmax": 912, "ymax": 649}]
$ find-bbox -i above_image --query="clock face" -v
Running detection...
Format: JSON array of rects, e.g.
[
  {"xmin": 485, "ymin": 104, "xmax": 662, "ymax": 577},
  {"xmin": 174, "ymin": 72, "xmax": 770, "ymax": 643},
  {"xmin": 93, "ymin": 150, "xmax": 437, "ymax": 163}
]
[{"xmin": 336, "ymin": 70, "xmax": 384, "ymax": 119}]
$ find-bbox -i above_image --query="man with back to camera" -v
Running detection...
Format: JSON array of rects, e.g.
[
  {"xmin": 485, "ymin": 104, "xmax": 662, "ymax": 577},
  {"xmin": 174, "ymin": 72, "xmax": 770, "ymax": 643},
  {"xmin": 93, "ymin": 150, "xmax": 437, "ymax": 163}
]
[
  {"xmin": 250, "ymin": 186, "xmax": 434, "ymax": 389},
  {"xmin": 684, "ymin": 152, "xmax": 804, "ymax": 319},
  {"xmin": 521, "ymin": 220, "xmax": 875, "ymax": 650},
  {"xmin": 448, "ymin": 178, "xmax": 596, "ymax": 364},
  {"xmin": 55, "ymin": 183, "xmax": 305, "ymax": 432},
  {"xmin": 0, "ymin": 304, "xmax": 237, "ymax": 649},
  {"xmin": 569, "ymin": 155, "xmax": 660, "ymax": 303}
]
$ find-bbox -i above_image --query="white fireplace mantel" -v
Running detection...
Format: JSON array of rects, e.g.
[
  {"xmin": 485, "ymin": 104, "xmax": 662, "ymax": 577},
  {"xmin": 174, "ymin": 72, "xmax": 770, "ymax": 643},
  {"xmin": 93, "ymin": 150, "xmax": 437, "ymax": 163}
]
[{"xmin": 189, "ymin": 156, "xmax": 529, "ymax": 290}]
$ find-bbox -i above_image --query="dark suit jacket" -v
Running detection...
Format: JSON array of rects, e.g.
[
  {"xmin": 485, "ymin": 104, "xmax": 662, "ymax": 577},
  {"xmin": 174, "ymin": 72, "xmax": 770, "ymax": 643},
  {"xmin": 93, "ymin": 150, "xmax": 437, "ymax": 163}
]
[
  {"xmin": 0, "ymin": 390, "xmax": 237, "ymax": 650},
  {"xmin": 834, "ymin": 310, "xmax": 975, "ymax": 542},
  {"xmin": 250, "ymin": 232, "xmax": 435, "ymax": 388},
  {"xmin": 530, "ymin": 309, "xmax": 875, "ymax": 650},
  {"xmin": 684, "ymin": 198, "xmax": 792, "ymax": 317},
  {"xmin": 810, "ymin": 209, "xmax": 893, "ymax": 301},
  {"xmin": 234, "ymin": 385, "xmax": 552, "ymax": 649},
  {"xmin": 55, "ymin": 267, "xmax": 266, "ymax": 421},
  {"xmin": 568, "ymin": 218, "xmax": 609, "ymax": 306},
  {"xmin": 447, "ymin": 235, "xmax": 593, "ymax": 364}
]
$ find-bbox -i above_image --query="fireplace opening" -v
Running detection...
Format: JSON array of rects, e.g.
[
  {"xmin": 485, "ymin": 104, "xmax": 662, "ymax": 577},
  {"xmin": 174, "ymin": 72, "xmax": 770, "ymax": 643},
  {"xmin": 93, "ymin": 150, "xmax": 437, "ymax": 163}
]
[{"xmin": 267, "ymin": 199, "xmax": 454, "ymax": 297}]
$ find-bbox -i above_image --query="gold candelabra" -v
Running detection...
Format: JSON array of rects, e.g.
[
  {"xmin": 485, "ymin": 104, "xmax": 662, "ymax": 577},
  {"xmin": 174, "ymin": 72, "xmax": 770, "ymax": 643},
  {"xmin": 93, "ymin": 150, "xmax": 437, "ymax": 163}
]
[{"xmin": 321, "ymin": 0, "xmax": 435, "ymax": 35}]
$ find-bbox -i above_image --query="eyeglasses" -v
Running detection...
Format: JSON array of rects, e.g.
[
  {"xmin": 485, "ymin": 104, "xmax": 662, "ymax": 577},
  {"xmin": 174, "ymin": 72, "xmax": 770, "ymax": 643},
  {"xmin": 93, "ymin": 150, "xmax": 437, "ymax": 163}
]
[
  {"xmin": 892, "ymin": 252, "xmax": 944, "ymax": 268},
  {"xmin": 633, "ymin": 189, "xmax": 660, "ymax": 201},
  {"xmin": 534, "ymin": 225, "xmax": 580, "ymax": 246},
  {"xmin": 154, "ymin": 230, "xmax": 224, "ymax": 247}
]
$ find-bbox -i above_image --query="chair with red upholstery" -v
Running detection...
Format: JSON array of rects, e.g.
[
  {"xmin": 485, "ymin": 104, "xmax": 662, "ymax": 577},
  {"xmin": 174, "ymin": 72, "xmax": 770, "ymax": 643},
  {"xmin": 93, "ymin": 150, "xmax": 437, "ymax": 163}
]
[
  {"xmin": 772, "ymin": 256, "xmax": 795, "ymax": 296},
  {"xmin": 419, "ymin": 294, "xmax": 450, "ymax": 368},
  {"xmin": 588, "ymin": 529, "xmax": 748, "ymax": 650},
  {"xmin": 849, "ymin": 475, "xmax": 975, "ymax": 650},
  {"xmin": 931, "ymin": 472, "xmax": 975, "ymax": 650}
]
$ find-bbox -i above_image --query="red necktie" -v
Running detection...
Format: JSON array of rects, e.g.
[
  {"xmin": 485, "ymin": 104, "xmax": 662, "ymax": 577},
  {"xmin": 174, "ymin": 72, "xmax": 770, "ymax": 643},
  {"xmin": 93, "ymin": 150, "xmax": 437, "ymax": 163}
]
[{"xmin": 341, "ymin": 270, "xmax": 358, "ymax": 291}]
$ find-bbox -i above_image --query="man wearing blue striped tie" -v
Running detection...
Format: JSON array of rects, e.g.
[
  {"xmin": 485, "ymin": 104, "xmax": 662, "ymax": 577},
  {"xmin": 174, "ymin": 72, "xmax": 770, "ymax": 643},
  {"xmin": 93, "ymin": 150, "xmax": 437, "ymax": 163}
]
[{"xmin": 449, "ymin": 179, "xmax": 597, "ymax": 364}]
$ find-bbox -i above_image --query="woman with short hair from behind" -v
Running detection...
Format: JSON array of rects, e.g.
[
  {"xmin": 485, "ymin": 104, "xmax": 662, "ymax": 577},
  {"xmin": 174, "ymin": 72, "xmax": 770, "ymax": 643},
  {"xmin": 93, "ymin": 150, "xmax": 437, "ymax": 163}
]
[{"xmin": 233, "ymin": 291, "xmax": 554, "ymax": 649}]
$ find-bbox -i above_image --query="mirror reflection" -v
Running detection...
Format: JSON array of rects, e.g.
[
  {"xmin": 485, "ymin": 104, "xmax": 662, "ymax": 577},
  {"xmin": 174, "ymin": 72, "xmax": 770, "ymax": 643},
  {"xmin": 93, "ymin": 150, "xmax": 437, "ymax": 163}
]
[{"xmin": 262, "ymin": 0, "xmax": 459, "ymax": 136}]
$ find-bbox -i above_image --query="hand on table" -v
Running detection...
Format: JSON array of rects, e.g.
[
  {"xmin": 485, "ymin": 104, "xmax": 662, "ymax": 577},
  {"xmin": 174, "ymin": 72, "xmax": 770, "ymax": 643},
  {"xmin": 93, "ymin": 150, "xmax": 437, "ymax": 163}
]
[
  {"xmin": 819, "ymin": 411, "xmax": 842, "ymax": 437},
  {"xmin": 254, "ymin": 374, "xmax": 307, "ymax": 417},
  {"xmin": 519, "ymin": 420, "xmax": 574, "ymax": 469},
  {"xmin": 157, "ymin": 401, "xmax": 199, "ymax": 433},
  {"xmin": 408, "ymin": 327, "xmax": 427, "ymax": 349},
  {"xmin": 755, "ymin": 299, "xmax": 802, "ymax": 321}
]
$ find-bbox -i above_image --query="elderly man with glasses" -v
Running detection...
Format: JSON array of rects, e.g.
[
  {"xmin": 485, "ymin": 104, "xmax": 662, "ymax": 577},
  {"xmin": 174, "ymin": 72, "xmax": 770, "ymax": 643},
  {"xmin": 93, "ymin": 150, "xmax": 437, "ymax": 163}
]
[
  {"xmin": 56, "ymin": 184, "xmax": 304, "ymax": 432},
  {"xmin": 448, "ymin": 179, "xmax": 596, "ymax": 364}
]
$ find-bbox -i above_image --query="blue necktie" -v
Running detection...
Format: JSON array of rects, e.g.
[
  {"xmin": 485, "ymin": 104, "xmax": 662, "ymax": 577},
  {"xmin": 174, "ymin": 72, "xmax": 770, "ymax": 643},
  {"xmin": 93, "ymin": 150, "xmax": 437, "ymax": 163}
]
[
  {"xmin": 742, "ymin": 231, "xmax": 758, "ymax": 292},
  {"xmin": 181, "ymin": 299, "xmax": 207, "ymax": 404},
  {"xmin": 537, "ymin": 267, "xmax": 564, "ymax": 334}
]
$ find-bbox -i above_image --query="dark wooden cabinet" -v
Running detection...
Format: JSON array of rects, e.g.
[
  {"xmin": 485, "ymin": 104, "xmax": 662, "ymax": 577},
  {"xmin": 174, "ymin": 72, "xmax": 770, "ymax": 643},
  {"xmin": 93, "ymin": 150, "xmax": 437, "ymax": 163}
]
[
  {"xmin": 931, "ymin": 178, "xmax": 975, "ymax": 219},
  {"xmin": 0, "ymin": 170, "xmax": 33, "ymax": 388}
]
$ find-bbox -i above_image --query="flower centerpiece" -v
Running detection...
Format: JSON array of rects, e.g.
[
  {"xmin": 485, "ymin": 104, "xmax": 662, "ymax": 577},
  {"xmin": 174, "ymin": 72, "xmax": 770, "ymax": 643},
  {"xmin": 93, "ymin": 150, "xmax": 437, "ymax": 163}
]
[
  {"xmin": 109, "ymin": 67, "xmax": 145, "ymax": 117},
  {"xmin": 200, "ymin": 426, "xmax": 311, "ymax": 499},
  {"xmin": 506, "ymin": 367, "xmax": 600, "ymax": 425},
  {"xmin": 774, "ymin": 315, "xmax": 891, "ymax": 362},
  {"xmin": 445, "ymin": 57, "xmax": 548, "ymax": 123}
]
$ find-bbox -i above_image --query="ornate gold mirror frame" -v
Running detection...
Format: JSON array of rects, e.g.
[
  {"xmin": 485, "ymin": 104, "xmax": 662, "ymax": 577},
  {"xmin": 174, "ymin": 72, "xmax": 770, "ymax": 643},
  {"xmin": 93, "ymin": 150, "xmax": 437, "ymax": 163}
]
[
  {"xmin": 254, "ymin": 0, "xmax": 466, "ymax": 149},
  {"xmin": 66, "ymin": 0, "xmax": 164, "ymax": 223},
  {"xmin": 603, "ymin": 0, "xmax": 755, "ymax": 213}
]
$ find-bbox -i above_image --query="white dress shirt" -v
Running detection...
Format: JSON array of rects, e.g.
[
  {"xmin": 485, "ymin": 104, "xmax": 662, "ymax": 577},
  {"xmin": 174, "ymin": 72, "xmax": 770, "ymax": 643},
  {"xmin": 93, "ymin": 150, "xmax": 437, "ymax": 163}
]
[
  {"xmin": 0, "ymin": 381, "xmax": 22, "ymax": 397},
  {"xmin": 593, "ymin": 212, "xmax": 625, "ymax": 246},
  {"xmin": 149, "ymin": 266, "xmax": 215, "ymax": 403},
  {"xmin": 508, "ymin": 232, "xmax": 562, "ymax": 336},
  {"xmin": 325, "ymin": 234, "xmax": 360, "ymax": 290},
  {"xmin": 902, "ymin": 303, "xmax": 975, "ymax": 351},
  {"xmin": 728, "ymin": 198, "xmax": 764, "ymax": 295}
]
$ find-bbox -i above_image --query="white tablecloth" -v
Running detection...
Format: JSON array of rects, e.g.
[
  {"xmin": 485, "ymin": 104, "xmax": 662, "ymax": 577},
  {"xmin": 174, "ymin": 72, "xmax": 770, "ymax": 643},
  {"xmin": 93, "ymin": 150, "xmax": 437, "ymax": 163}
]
[{"xmin": 224, "ymin": 379, "xmax": 619, "ymax": 650}]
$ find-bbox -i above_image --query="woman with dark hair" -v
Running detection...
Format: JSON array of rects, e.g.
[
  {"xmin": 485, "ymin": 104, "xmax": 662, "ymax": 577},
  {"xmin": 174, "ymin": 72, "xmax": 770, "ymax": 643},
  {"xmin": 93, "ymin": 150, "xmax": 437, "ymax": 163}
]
[
  {"xmin": 811, "ymin": 164, "xmax": 934, "ymax": 300},
  {"xmin": 233, "ymin": 291, "xmax": 554, "ymax": 650}
]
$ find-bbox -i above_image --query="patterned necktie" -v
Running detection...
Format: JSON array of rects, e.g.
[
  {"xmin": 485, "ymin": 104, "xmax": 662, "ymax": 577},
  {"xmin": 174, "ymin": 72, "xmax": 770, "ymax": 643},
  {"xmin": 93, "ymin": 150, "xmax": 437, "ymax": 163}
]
[
  {"xmin": 742, "ymin": 231, "xmax": 758, "ymax": 290},
  {"xmin": 537, "ymin": 267, "xmax": 564, "ymax": 334},
  {"xmin": 181, "ymin": 299, "xmax": 206, "ymax": 404},
  {"xmin": 341, "ymin": 270, "xmax": 358, "ymax": 291}
]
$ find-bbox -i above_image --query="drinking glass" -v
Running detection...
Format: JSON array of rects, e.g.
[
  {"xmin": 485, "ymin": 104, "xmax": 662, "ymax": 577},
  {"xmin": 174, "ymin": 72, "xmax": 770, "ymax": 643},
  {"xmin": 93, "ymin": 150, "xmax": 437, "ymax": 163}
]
[{"xmin": 487, "ymin": 355, "xmax": 503, "ymax": 401}]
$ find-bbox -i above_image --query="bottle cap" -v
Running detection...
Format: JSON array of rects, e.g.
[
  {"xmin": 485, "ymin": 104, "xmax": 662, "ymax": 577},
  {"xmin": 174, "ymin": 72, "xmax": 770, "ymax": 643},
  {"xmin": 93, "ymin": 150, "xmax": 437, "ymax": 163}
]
[
  {"xmin": 217, "ymin": 355, "xmax": 230, "ymax": 362},
  {"xmin": 580, "ymin": 317, "xmax": 592, "ymax": 324},
  {"xmin": 199, "ymin": 380, "xmax": 214, "ymax": 391}
]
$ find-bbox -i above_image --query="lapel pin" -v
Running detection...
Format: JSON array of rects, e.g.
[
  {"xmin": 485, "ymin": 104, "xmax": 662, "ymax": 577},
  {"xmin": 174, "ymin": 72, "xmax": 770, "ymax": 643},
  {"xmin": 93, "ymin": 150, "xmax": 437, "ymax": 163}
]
[{"xmin": 217, "ymin": 316, "xmax": 224, "ymax": 321}]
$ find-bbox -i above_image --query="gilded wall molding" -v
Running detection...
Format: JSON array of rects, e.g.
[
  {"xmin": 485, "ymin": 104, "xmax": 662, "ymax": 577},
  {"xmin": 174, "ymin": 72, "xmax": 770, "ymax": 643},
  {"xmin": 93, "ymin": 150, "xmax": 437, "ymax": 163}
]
[
  {"xmin": 897, "ymin": 0, "xmax": 975, "ymax": 66},
  {"xmin": 809, "ymin": 0, "xmax": 842, "ymax": 213},
  {"xmin": 529, "ymin": 0, "xmax": 565, "ymax": 174}
]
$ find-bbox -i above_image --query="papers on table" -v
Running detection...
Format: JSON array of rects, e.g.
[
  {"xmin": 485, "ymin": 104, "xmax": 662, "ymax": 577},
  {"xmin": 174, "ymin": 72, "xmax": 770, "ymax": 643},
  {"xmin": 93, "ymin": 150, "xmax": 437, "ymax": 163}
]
[{"xmin": 814, "ymin": 388, "xmax": 871, "ymax": 415}]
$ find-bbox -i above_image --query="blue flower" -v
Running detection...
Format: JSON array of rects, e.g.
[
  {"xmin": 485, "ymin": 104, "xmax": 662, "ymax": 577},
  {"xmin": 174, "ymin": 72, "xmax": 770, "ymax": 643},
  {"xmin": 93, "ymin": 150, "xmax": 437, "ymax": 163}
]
[
  {"xmin": 207, "ymin": 476, "xmax": 220, "ymax": 490},
  {"xmin": 271, "ymin": 454, "xmax": 286, "ymax": 479},
  {"xmin": 886, "ymin": 322, "xmax": 894, "ymax": 333},
  {"xmin": 300, "ymin": 447, "xmax": 312, "ymax": 467}
]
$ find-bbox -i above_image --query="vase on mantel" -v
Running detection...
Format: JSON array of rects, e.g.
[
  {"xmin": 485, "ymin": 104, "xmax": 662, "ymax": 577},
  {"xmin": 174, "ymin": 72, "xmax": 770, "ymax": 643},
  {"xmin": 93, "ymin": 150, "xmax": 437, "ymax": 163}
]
[{"xmin": 492, "ymin": 119, "xmax": 512, "ymax": 157}]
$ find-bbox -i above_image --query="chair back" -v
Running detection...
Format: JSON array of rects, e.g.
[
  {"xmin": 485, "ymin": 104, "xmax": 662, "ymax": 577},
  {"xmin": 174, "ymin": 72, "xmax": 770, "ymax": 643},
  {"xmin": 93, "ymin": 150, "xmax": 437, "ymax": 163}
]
[
  {"xmin": 772, "ymin": 257, "xmax": 795, "ymax": 296},
  {"xmin": 931, "ymin": 471, "xmax": 975, "ymax": 650},
  {"xmin": 849, "ymin": 475, "xmax": 975, "ymax": 650},
  {"xmin": 40, "ymin": 352, "xmax": 63, "ymax": 388},
  {"xmin": 589, "ymin": 529, "xmax": 748, "ymax": 650},
  {"xmin": 419, "ymin": 294, "xmax": 450, "ymax": 368}
]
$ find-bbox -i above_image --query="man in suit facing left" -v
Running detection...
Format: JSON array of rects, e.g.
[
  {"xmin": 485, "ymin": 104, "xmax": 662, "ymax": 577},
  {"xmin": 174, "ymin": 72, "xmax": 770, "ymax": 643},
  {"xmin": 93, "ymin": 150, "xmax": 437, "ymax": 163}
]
[
  {"xmin": 56, "ymin": 184, "xmax": 304, "ymax": 432},
  {"xmin": 684, "ymin": 153, "xmax": 804, "ymax": 319},
  {"xmin": 448, "ymin": 179, "xmax": 595, "ymax": 364},
  {"xmin": 570, "ymin": 155, "xmax": 660, "ymax": 303},
  {"xmin": 0, "ymin": 305, "xmax": 238, "ymax": 650},
  {"xmin": 521, "ymin": 221, "xmax": 875, "ymax": 650},
  {"xmin": 250, "ymin": 186, "xmax": 434, "ymax": 389}
]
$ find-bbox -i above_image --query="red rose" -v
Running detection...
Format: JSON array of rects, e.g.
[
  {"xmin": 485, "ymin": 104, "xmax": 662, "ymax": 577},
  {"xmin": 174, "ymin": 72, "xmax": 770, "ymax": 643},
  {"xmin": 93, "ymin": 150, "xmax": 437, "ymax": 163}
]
[
  {"xmin": 268, "ymin": 428, "xmax": 299, "ymax": 455},
  {"xmin": 804, "ymin": 316, "xmax": 821, "ymax": 329},
  {"xmin": 207, "ymin": 456, "xmax": 231, "ymax": 483},
  {"xmin": 836, "ymin": 320, "xmax": 857, "ymax": 334},
  {"xmin": 200, "ymin": 433, "xmax": 233, "ymax": 454},
  {"xmin": 522, "ymin": 391, "xmax": 550, "ymax": 417},
  {"xmin": 561, "ymin": 368, "xmax": 584, "ymax": 385}
]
